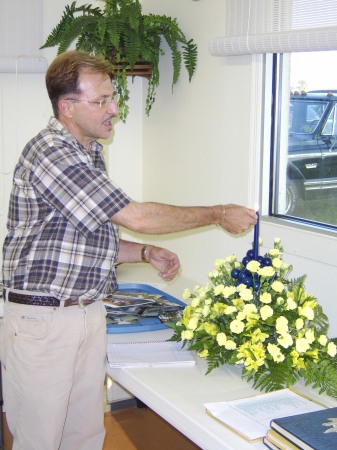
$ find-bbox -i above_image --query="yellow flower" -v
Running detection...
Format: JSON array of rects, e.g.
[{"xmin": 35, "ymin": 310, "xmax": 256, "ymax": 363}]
[
  {"xmin": 203, "ymin": 322, "xmax": 218, "ymax": 335},
  {"xmin": 239, "ymin": 288, "xmax": 253, "ymax": 301},
  {"xmin": 306, "ymin": 348, "xmax": 319, "ymax": 362},
  {"xmin": 260, "ymin": 292, "xmax": 272, "ymax": 304},
  {"xmin": 197, "ymin": 349, "xmax": 209, "ymax": 358},
  {"xmin": 216, "ymin": 332, "xmax": 227, "ymax": 346},
  {"xmin": 276, "ymin": 316, "xmax": 288, "ymax": 334},
  {"xmin": 267, "ymin": 343, "xmax": 285, "ymax": 363},
  {"xmin": 271, "ymin": 281, "xmax": 284, "ymax": 293},
  {"xmin": 318, "ymin": 335, "xmax": 328, "ymax": 346},
  {"xmin": 269, "ymin": 248, "xmax": 280, "ymax": 256},
  {"xmin": 260, "ymin": 305, "xmax": 273, "ymax": 320},
  {"xmin": 296, "ymin": 337, "xmax": 310, "ymax": 353},
  {"xmin": 291, "ymin": 349, "xmax": 306, "ymax": 370},
  {"xmin": 277, "ymin": 333, "xmax": 293, "ymax": 348},
  {"xmin": 328, "ymin": 342, "xmax": 337, "ymax": 357},
  {"xmin": 251, "ymin": 328, "xmax": 269, "ymax": 344},
  {"xmin": 230, "ymin": 319, "xmax": 245, "ymax": 334},
  {"xmin": 232, "ymin": 298, "xmax": 245, "ymax": 310},
  {"xmin": 213, "ymin": 302, "xmax": 226, "ymax": 315}
]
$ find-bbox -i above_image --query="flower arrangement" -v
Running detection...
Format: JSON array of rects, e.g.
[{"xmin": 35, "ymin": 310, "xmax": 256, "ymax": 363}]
[{"xmin": 169, "ymin": 238, "xmax": 337, "ymax": 398}]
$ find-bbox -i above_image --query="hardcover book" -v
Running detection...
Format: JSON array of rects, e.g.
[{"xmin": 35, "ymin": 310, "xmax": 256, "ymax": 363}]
[
  {"xmin": 270, "ymin": 406, "xmax": 337, "ymax": 450},
  {"xmin": 264, "ymin": 429, "xmax": 300, "ymax": 450}
]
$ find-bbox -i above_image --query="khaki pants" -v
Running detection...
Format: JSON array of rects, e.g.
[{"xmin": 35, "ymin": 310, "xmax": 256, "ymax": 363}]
[{"xmin": 3, "ymin": 299, "xmax": 107, "ymax": 450}]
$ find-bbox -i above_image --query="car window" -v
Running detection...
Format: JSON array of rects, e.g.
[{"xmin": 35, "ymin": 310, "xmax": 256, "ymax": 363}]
[
  {"xmin": 289, "ymin": 100, "xmax": 328, "ymax": 134},
  {"xmin": 322, "ymin": 104, "xmax": 337, "ymax": 136}
]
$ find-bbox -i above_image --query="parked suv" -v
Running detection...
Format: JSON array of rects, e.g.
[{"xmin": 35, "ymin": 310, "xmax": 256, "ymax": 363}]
[{"xmin": 286, "ymin": 90, "xmax": 337, "ymax": 214}]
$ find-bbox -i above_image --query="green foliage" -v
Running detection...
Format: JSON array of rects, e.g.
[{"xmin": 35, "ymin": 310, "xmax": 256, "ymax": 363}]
[
  {"xmin": 41, "ymin": 0, "xmax": 198, "ymax": 122},
  {"xmin": 303, "ymin": 357, "xmax": 337, "ymax": 398}
]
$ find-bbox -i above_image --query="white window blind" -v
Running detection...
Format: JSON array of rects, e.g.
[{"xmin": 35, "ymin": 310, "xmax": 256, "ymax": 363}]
[
  {"xmin": 0, "ymin": 0, "xmax": 47, "ymax": 73},
  {"xmin": 210, "ymin": 0, "xmax": 337, "ymax": 56}
]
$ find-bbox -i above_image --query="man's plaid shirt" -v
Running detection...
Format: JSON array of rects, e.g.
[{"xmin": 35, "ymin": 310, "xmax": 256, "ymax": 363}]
[{"xmin": 2, "ymin": 118, "xmax": 131, "ymax": 300}]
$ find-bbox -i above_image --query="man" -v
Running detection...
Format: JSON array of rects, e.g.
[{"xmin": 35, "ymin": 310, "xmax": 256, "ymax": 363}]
[{"xmin": 2, "ymin": 51, "xmax": 256, "ymax": 449}]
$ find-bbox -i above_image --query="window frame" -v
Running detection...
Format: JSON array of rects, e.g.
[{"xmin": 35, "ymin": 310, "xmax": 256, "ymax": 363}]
[{"xmin": 264, "ymin": 52, "xmax": 337, "ymax": 234}]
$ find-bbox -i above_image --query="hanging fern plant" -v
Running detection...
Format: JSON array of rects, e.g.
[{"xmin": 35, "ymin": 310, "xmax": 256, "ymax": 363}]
[{"xmin": 41, "ymin": 0, "xmax": 198, "ymax": 122}]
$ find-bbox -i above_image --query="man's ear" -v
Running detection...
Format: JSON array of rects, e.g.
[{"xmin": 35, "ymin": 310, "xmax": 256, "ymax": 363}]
[{"xmin": 58, "ymin": 98, "xmax": 73, "ymax": 118}]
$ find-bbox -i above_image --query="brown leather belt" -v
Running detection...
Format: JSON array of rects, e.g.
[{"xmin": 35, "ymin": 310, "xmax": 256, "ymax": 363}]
[{"xmin": 5, "ymin": 291, "xmax": 95, "ymax": 307}]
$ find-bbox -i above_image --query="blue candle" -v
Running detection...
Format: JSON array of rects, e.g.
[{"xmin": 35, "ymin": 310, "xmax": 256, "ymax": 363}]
[{"xmin": 253, "ymin": 211, "xmax": 259, "ymax": 260}]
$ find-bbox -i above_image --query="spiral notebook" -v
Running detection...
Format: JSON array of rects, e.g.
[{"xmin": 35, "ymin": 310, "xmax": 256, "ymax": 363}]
[{"xmin": 107, "ymin": 341, "xmax": 196, "ymax": 368}]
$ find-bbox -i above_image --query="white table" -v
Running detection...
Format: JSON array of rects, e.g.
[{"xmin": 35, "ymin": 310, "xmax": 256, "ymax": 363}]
[
  {"xmin": 106, "ymin": 328, "xmax": 337, "ymax": 450},
  {"xmin": 107, "ymin": 266, "xmax": 337, "ymax": 449}
]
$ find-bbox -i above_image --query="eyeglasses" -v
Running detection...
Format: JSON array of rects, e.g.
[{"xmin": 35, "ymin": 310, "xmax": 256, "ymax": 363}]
[{"xmin": 65, "ymin": 97, "xmax": 116, "ymax": 108}]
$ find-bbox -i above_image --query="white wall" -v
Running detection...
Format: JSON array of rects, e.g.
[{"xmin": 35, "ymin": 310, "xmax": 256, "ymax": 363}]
[{"xmin": 1, "ymin": 0, "xmax": 337, "ymax": 337}]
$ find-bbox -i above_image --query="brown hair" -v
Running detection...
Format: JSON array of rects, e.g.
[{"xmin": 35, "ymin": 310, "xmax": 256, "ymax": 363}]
[{"xmin": 45, "ymin": 50, "xmax": 112, "ymax": 118}]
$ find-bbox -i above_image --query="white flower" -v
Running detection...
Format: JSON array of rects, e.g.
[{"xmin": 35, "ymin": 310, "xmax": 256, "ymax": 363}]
[
  {"xmin": 318, "ymin": 335, "xmax": 328, "ymax": 346},
  {"xmin": 272, "ymin": 258, "xmax": 283, "ymax": 269},
  {"xmin": 258, "ymin": 266, "xmax": 275, "ymax": 277},
  {"xmin": 239, "ymin": 288, "xmax": 253, "ymax": 301},
  {"xmin": 260, "ymin": 305, "xmax": 273, "ymax": 320},
  {"xmin": 181, "ymin": 330, "xmax": 193, "ymax": 340},
  {"xmin": 271, "ymin": 281, "xmax": 284, "ymax": 293},
  {"xmin": 187, "ymin": 317, "xmax": 198, "ymax": 331},
  {"xmin": 299, "ymin": 305, "xmax": 314, "ymax": 321},
  {"xmin": 296, "ymin": 338, "xmax": 310, "ymax": 353},
  {"xmin": 285, "ymin": 297, "xmax": 297, "ymax": 310},
  {"xmin": 278, "ymin": 333, "xmax": 293, "ymax": 348},
  {"xmin": 260, "ymin": 292, "xmax": 272, "ymax": 304},
  {"xmin": 216, "ymin": 332, "xmax": 227, "ymax": 346},
  {"xmin": 230, "ymin": 320, "xmax": 245, "ymax": 334},
  {"xmin": 276, "ymin": 316, "xmax": 288, "ymax": 334},
  {"xmin": 183, "ymin": 289, "xmax": 191, "ymax": 300},
  {"xmin": 327, "ymin": 342, "xmax": 337, "ymax": 357},
  {"xmin": 246, "ymin": 260, "xmax": 260, "ymax": 273},
  {"xmin": 191, "ymin": 298, "xmax": 200, "ymax": 308}
]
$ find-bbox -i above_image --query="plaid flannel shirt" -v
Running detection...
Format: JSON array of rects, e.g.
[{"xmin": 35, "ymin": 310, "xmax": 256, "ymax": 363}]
[{"xmin": 2, "ymin": 117, "xmax": 131, "ymax": 300}]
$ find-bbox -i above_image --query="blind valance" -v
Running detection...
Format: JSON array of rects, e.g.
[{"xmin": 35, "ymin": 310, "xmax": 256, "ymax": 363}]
[
  {"xmin": 210, "ymin": 0, "xmax": 337, "ymax": 56},
  {"xmin": 0, "ymin": 0, "xmax": 47, "ymax": 73}
]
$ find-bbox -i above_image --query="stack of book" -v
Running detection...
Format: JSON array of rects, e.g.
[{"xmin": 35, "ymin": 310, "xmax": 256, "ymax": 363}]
[{"xmin": 264, "ymin": 406, "xmax": 337, "ymax": 450}]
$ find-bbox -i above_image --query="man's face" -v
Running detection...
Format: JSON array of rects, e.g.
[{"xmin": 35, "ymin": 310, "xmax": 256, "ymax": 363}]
[{"xmin": 62, "ymin": 70, "xmax": 118, "ymax": 149}]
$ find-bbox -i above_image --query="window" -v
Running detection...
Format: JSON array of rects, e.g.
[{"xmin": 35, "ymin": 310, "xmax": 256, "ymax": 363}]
[{"xmin": 270, "ymin": 51, "xmax": 337, "ymax": 228}]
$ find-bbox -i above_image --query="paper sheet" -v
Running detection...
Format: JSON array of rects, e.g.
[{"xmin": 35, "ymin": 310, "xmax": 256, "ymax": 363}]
[
  {"xmin": 204, "ymin": 389, "xmax": 325, "ymax": 441},
  {"xmin": 107, "ymin": 341, "xmax": 196, "ymax": 368}
]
